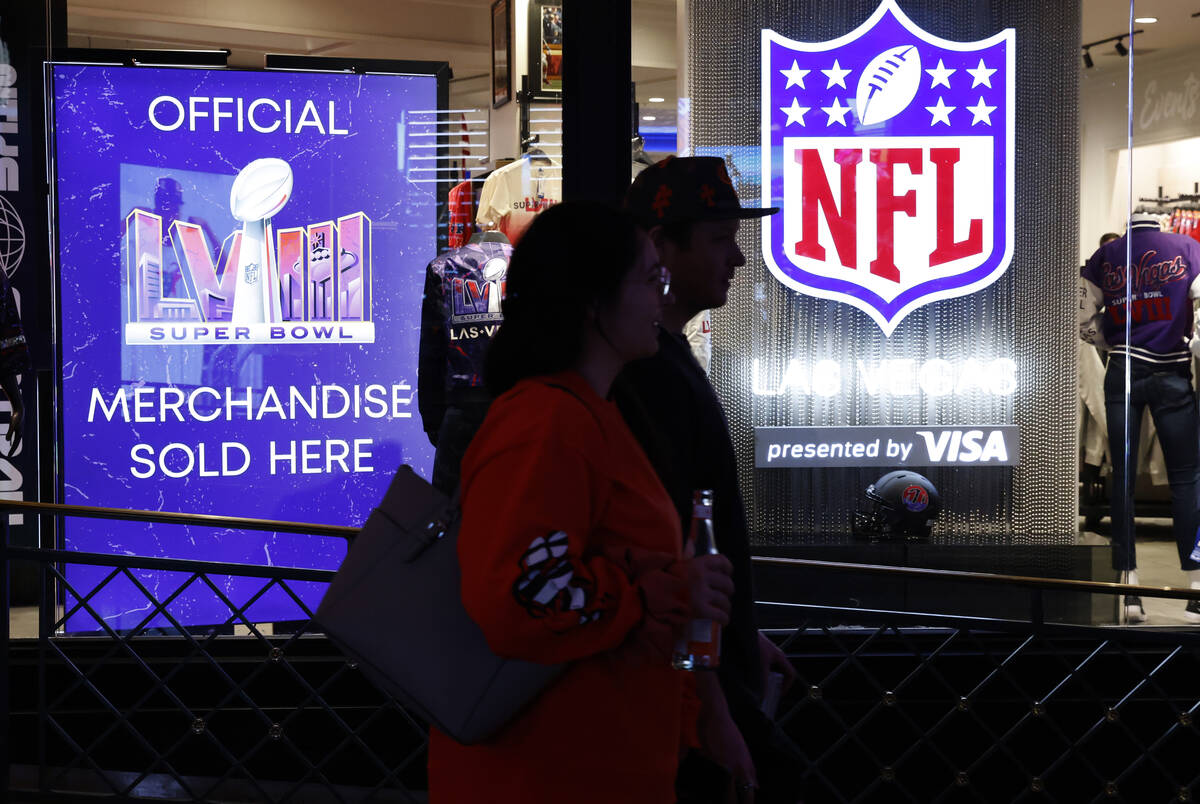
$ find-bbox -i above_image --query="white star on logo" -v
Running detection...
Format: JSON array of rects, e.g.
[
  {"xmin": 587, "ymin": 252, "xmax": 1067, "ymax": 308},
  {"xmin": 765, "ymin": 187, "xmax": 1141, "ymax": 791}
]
[
  {"xmin": 780, "ymin": 98, "xmax": 810, "ymax": 127},
  {"xmin": 966, "ymin": 97, "xmax": 997, "ymax": 126},
  {"xmin": 966, "ymin": 59, "xmax": 997, "ymax": 88},
  {"xmin": 780, "ymin": 60, "xmax": 810, "ymax": 90},
  {"xmin": 925, "ymin": 97, "xmax": 955, "ymax": 126},
  {"xmin": 821, "ymin": 59, "xmax": 852, "ymax": 90},
  {"xmin": 822, "ymin": 97, "xmax": 852, "ymax": 127},
  {"xmin": 926, "ymin": 59, "xmax": 955, "ymax": 89}
]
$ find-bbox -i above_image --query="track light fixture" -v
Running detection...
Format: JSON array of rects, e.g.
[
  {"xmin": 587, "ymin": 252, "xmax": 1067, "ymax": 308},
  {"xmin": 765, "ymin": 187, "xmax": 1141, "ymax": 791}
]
[{"xmin": 1080, "ymin": 29, "xmax": 1142, "ymax": 67}]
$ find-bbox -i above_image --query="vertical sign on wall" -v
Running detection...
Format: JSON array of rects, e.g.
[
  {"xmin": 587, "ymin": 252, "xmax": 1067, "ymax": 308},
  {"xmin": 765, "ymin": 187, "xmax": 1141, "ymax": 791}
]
[
  {"xmin": 53, "ymin": 65, "xmax": 440, "ymax": 630},
  {"xmin": 0, "ymin": 3, "xmax": 61, "ymax": 562}
]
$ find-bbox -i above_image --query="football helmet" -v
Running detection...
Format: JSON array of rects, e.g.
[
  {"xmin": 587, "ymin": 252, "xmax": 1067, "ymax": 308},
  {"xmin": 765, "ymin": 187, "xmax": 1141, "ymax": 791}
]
[{"xmin": 851, "ymin": 470, "xmax": 941, "ymax": 542}]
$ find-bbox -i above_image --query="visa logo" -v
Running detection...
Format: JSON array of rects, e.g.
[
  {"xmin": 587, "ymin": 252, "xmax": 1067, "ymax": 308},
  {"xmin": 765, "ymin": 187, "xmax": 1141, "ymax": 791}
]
[{"xmin": 916, "ymin": 429, "xmax": 1009, "ymax": 463}]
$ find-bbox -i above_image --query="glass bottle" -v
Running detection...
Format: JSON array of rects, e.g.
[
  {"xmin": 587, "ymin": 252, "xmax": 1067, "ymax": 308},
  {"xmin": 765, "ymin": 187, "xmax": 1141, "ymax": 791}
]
[{"xmin": 672, "ymin": 489, "xmax": 721, "ymax": 671}]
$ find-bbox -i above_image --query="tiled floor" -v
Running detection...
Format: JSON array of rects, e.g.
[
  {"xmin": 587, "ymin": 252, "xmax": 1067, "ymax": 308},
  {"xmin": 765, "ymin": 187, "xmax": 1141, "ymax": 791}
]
[
  {"xmin": 6, "ymin": 607, "xmax": 273, "ymax": 639},
  {"xmin": 1081, "ymin": 516, "xmax": 1200, "ymax": 626},
  {"xmin": 10, "ymin": 605, "xmax": 35, "ymax": 638}
]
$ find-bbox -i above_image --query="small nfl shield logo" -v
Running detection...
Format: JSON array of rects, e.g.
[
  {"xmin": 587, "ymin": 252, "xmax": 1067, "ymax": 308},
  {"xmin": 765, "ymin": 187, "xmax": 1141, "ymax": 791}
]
[
  {"xmin": 761, "ymin": 0, "xmax": 1014, "ymax": 335},
  {"xmin": 901, "ymin": 484, "xmax": 929, "ymax": 512},
  {"xmin": 244, "ymin": 262, "xmax": 259, "ymax": 286}
]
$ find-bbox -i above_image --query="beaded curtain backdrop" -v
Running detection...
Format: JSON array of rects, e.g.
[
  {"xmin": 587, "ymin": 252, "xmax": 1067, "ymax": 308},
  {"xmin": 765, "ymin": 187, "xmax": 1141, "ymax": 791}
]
[{"xmin": 683, "ymin": 0, "xmax": 1081, "ymax": 544}]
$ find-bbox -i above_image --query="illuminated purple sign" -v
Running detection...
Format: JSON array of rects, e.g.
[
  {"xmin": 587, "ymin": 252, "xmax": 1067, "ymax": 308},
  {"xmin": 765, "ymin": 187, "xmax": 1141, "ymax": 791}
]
[
  {"xmin": 760, "ymin": 0, "xmax": 1015, "ymax": 335},
  {"xmin": 53, "ymin": 65, "xmax": 439, "ymax": 630}
]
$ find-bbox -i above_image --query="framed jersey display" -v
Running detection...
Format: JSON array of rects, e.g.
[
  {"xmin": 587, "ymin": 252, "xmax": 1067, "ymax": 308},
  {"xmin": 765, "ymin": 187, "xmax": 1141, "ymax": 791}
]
[{"xmin": 527, "ymin": 0, "xmax": 563, "ymax": 100}]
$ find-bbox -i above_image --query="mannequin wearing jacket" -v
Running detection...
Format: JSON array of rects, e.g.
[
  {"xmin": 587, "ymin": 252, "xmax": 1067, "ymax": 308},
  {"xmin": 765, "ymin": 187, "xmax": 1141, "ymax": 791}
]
[{"xmin": 1080, "ymin": 214, "xmax": 1200, "ymax": 623}]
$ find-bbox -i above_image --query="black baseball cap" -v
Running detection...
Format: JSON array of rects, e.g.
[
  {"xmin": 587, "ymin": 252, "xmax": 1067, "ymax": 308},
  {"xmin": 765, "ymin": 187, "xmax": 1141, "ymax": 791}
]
[{"xmin": 624, "ymin": 156, "xmax": 779, "ymax": 229}]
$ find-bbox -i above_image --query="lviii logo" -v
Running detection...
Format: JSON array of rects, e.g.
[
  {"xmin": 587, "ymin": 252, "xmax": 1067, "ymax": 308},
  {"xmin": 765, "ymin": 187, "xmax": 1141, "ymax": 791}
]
[
  {"xmin": 123, "ymin": 209, "xmax": 374, "ymax": 345},
  {"xmin": 761, "ymin": 0, "xmax": 1014, "ymax": 335},
  {"xmin": 451, "ymin": 257, "xmax": 508, "ymax": 323}
]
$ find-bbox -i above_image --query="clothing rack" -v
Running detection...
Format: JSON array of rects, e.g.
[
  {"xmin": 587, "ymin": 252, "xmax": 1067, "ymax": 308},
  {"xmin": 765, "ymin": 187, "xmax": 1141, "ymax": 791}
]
[
  {"xmin": 1137, "ymin": 183, "xmax": 1200, "ymax": 206},
  {"xmin": 518, "ymin": 74, "xmax": 536, "ymax": 152},
  {"xmin": 518, "ymin": 77, "xmax": 639, "ymax": 149},
  {"xmin": 1128, "ymin": 184, "xmax": 1200, "ymax": 235},
  {"xmin": 518, "ymin": 74, "xmax": 562, "ymax": 154},
  {"xmin": 446, "ymin": 84, "xmax": 563, "ymax": 250}
]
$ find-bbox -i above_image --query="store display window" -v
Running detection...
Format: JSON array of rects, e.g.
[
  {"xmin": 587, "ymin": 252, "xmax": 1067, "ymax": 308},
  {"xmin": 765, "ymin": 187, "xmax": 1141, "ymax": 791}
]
[
  {"xmin": 1088, "ymin": 6, "xmax": 1200, "ymax": 625},
  {"xmin": 668, "ymin": 0, "xmax": 1193, "ymax": 625},
  {"xmin": 18, "ymin": 0, "xmax": 1200, "ymax": 628}
]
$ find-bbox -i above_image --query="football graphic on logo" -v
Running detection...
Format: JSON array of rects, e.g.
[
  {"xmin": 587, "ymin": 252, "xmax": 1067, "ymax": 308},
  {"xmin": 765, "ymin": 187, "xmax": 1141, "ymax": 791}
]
[
  {"xmin": 230, "ymin": 158, "xmax": 293, "ymax": 222},
  {"xmin": 855, "ymin": 45, "xmax": 922, "ymax": 125}
]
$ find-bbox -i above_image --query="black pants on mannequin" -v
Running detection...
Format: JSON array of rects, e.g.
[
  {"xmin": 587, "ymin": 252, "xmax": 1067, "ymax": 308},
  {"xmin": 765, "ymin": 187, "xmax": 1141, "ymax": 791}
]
[
  {"xmin": 430, "ymin": 402, "xmax": 490, "ymax": 496},
  {"xmin": 1103, "ymin": 356, "xmax": 1200, "ymax": 574}
]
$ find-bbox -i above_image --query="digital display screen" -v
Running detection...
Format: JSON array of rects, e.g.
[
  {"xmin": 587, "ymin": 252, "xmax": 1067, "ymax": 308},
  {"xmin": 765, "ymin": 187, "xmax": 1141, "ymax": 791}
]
[{"xmin": 53, "ymin": 64, "xmax": 439, "ymax": 630}]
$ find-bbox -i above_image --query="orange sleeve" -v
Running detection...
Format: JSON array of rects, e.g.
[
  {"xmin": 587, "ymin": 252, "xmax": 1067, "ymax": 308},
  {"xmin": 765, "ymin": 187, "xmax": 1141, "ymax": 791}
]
[{"xmin": 457, "ymin": 427, "xmax": 645, "ymax": 665}]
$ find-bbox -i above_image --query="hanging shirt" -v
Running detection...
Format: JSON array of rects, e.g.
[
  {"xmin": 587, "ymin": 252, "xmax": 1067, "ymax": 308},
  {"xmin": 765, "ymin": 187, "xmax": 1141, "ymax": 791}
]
[
  {"xmin": 683, "ymin": 310, "xmax": 712, "ymax": 372},
  {"xmin": 1080, "ymin": 218, "xmax": 1200, "ymax": 364},
  {"xmin": 447, "ymin": 179, "xmax": 477, "ymax": 250},
  {"xmin": 475, "ymin": 156, "xmax": 562, "ymax": 246},
  {"xmin": 417, "ymin": 238, "xmax": 512, "ymax": 440}
]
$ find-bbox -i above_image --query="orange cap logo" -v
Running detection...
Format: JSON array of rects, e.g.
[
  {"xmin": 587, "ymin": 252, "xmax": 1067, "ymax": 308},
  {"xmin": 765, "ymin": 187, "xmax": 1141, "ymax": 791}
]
[{"xmin": 652, "ymin": 185, "xmax": 673, "ymax": 219}]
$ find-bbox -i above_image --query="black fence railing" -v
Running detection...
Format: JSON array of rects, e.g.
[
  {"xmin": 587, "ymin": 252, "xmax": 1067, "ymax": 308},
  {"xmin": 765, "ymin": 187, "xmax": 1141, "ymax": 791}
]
[
  {"xmin": 4, "ymin": 501, "xmax": 1200, "ymax": 802},
  {"xmin": 767, "ymin": 609, "xmax": 1200, "ymax": 803}
]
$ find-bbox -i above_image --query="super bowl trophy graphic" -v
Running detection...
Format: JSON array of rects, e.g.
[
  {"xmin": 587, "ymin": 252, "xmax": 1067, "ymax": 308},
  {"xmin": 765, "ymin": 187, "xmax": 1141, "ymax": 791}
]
[
  {"xmin": 481, "ymin": 256, "xmax": 507, "ymax": 314},
  {"xmin": 229, "ymin": 158, "xmax": 293, "ymax": 324}
]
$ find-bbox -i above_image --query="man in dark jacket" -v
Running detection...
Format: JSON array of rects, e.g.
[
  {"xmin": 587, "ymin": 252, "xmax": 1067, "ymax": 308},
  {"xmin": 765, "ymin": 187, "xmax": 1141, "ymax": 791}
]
[{"xmin": 616, "ymin": 156, "xmax": 801, "ymax": 804}]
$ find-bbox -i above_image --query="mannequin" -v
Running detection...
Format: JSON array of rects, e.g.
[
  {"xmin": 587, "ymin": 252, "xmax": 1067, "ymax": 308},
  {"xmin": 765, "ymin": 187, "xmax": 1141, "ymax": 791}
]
[
  {"xmin": 418, "ymin": 229, "xmax": 513, "ymax": 493},
  {"xmin": 1081, "ymin": 214, "xmax": 1200, "ymax": 623}
]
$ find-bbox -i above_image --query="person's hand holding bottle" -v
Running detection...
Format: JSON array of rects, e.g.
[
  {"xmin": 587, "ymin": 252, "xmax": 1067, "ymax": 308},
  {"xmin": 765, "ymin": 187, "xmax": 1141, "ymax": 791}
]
[{"xmin": 683, "ymin": 542, "xmax": 734, "ymax": 626}]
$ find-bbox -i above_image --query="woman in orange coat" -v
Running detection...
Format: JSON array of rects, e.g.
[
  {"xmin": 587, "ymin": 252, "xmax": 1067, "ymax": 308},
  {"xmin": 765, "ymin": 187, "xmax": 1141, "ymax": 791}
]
[{"xmin": 427, "ymin": 201, "xmax": 735, "ymax": 803}]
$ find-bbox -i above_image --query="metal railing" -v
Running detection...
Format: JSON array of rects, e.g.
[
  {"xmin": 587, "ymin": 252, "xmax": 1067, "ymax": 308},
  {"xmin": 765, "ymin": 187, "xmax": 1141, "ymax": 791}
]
[
  {"xmin": 0, "ymin": 501, "xmax": 429, "ymax": 802},
  {"xmin": 4, "ymin": 500, "xmax": 1200, "ymax": 802},
  {"xmin": 753, "ymin": 554, "xmax": 1200, "ymax": 626}
]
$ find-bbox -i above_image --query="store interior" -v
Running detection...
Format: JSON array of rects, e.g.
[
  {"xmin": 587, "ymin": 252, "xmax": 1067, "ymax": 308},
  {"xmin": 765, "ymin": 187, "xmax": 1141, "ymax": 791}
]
[
  {"xmin": 63, "ymin": 0, "xmax": 679, "ymax": 162},
  {"xmin": 1076, "ymin": 3, "xmax": 1200, "ymax": 623}
]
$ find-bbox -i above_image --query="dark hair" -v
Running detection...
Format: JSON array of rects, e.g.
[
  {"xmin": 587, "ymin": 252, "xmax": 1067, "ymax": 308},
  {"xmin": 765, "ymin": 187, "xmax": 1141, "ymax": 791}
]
[
  {"xmin": 484, "ymin": 201, "xmax": 642, "ymax": 396},
  {"xmin": 1099, "ymin": 232, "xmax": 1120, "ymax": 247},
  {"xmin": 657, "ymin": 219, "xmax": 695, "ymax": 251}
]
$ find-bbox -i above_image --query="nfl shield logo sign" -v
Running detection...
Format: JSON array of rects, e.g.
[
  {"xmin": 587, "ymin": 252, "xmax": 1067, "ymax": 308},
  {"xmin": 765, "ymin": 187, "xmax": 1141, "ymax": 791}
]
[{"xmin": 761, "ymin": 0, "xmax": 1014, "ymax": 335}]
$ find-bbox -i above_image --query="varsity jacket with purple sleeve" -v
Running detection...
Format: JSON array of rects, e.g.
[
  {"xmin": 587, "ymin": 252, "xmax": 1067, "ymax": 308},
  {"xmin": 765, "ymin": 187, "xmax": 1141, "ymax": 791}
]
[{"xmin": 1080, "ymin": 219, "xmax": 1200, "ymax": 364}]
